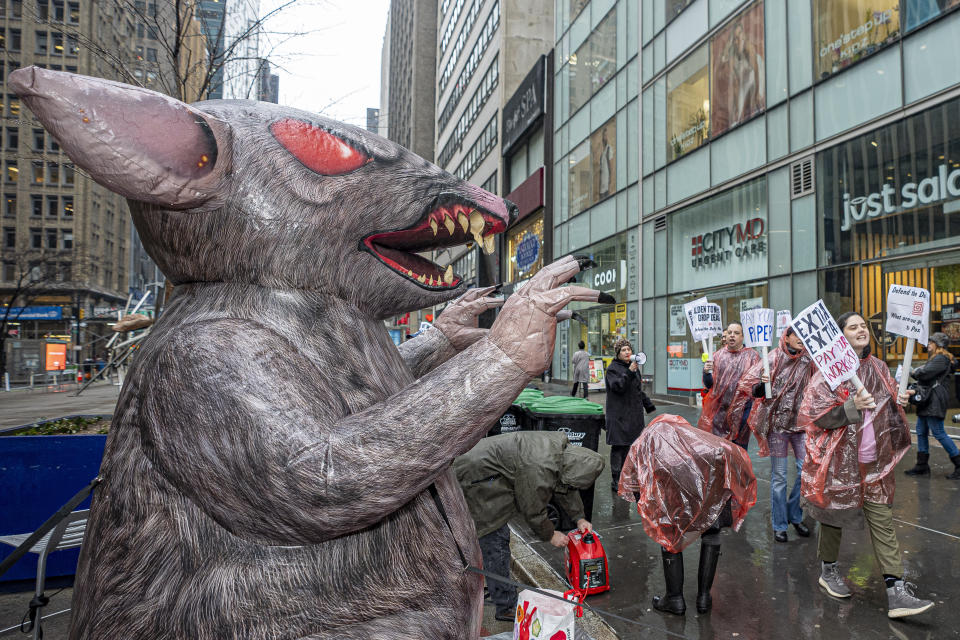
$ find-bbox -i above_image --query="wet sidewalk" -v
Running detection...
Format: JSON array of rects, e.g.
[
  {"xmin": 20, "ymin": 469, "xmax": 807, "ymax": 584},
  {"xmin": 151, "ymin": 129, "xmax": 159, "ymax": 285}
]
[{"xmin": 513, "ymin": 385, "xmax": 960, "ymax": 639}]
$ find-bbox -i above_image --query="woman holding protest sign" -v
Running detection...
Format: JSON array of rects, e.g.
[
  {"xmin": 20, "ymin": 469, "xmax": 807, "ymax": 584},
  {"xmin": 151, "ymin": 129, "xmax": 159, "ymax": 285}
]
[
  {"xmin": 903, "ymin": 332, "xmax": 960, "ymax": 479},
  {"xmin": 798, "ymin": 312, "xmax": 934, "ymax": 619},
  {"xmin": 734, "ymin": 327, "xmax": 814, "ymax": 543}
]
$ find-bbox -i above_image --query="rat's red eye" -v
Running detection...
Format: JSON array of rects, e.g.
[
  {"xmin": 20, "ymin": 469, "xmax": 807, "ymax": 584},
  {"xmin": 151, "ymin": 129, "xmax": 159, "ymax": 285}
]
[{"xmin": 270, "ymin": 118, "xmax": 371, "ymax": 175}]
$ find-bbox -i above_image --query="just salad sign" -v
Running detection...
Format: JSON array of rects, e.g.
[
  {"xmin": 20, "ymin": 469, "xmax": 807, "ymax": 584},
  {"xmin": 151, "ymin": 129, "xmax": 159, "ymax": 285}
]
[{"xmin": 840, "ymin": 163, "xmax": 960, "ymax": 231}]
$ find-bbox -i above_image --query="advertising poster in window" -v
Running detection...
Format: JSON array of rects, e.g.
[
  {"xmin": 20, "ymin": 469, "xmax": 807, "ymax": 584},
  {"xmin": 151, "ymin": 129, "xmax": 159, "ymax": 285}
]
[
  {"xmin": 667, "ymin": 45, "xmax": 710, "ymax": 162},
  {"xmin": 591, "ymin": 116, "xmax": 617, "ymax": 202},
  {"xmin": 904, "ymin": 0, "xmax": 960, "ymax": 32},
  {"xmin": 568, "ymin": 141, "xmax": 591, "ymax": 217},
  {"xmin": 814, "ymin": 0, "xmax": 900, "ymax": 80},
  {"xmin": 711, "ymin": 1, "xmax": 765, "ymax": 137}
]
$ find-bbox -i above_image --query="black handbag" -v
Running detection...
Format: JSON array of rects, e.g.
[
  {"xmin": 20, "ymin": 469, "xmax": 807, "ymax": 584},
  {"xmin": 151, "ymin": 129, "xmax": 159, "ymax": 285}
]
[{"xmin": 908, "ymin": 380, "xmax": 937, "ymax": 407}]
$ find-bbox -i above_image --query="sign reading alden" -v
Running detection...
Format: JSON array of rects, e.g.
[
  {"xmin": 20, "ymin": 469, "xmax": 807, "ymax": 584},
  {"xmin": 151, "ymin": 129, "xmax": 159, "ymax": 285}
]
[
  {"xmin": 690, "ymin": 217, "xmax": 766, "ymax": 269},
  {"xmin": 841, "ymin": 163, "xmax": 960, "ymax": 231}
]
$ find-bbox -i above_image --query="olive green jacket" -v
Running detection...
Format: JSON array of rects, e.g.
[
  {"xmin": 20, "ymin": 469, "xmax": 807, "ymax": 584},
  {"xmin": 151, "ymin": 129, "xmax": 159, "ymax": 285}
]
[{"xmin": 454, "ymin": 432, "xmax": 606, "ymax": 541}]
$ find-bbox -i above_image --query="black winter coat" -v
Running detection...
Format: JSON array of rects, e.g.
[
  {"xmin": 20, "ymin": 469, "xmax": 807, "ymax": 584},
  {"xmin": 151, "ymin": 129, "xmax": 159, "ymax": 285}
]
[
  {"xmin": 604, "ymin": 358, "xmax": 655, "ymax": 445},
  {"xmin": 912, "ymin": 353, "xmax": 953, "ymax": 418}
]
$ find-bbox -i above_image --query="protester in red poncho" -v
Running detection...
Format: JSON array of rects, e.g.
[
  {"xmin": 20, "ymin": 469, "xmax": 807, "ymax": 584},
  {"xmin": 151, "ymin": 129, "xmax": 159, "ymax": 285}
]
[
  {"xmin": 733, "ymin": 328, "xmax": 814, "ymax": 543},
  {"xmin": 797, "ymin": 312, "xmax": 934, "ymax": 620},
  {"xmin": 619, "ymin": 414, "xmax": 756, "ymax": 616},
  {"xmin": 699, "ymin": 322, "xmax": 761, "ymax": 448}
]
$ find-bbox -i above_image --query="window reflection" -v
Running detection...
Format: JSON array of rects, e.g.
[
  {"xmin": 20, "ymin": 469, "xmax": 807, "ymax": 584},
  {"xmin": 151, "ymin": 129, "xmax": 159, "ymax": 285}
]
[
  {"xmin": 667, "ymin": 45, "xmax": 710, "ymax": 162},
  {"xmin": 814, "ymin": 0, "xmax": 900, "ymax": 80}
]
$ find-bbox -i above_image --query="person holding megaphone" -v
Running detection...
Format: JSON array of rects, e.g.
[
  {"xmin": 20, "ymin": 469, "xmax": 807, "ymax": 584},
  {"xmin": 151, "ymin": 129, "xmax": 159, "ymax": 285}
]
[{"xmin": 605, "ymin": 337, "xmax": 656, "ymax": 491}]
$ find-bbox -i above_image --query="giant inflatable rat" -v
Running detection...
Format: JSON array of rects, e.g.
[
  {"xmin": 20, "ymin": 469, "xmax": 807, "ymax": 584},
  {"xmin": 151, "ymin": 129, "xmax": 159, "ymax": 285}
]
[{"xmin": 10, "ymin": 66, "xmax": 609, "ymax": 639}]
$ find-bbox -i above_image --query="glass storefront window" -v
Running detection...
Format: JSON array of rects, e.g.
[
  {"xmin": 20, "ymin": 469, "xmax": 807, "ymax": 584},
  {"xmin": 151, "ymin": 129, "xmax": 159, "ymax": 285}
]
[
  {"xmin": 568, "ymin": 7, "xmax": 616, "ymax": 115},
  {"xmin": 567, "ymin": 115, "xmax": 618, "ymax": 217},
  {"xmin": 665, "ymin": 281, "xmax": 769, "ymax": 392},
  {"xmin": 818, "ymin": 97, "xmax": 960, "ymax": 267},
  {"xmin": 710, "ymin": 1, "xmax": 765, "ymax": 137},
  {"xmin": 564, "ymin": 233, "xmax": 629, "ymax": 362},
  {"xmin": 903, "ymin": 0, "xmax": 960, "ymax": 32},
  {"xmin": 568, "ymin": 140, "xmax": 591, "ymax": 217},
  {"xmin": 814, "ymin": 0, "xmax": 900, "ymax": 80},
  {"xmin": 667, "ymin": 176, "xmax": 768, "ymax": 293},
  {"xmin": 667, "ymin": 44, "xmax": 709, "ymax": 162},
  {"xmin": 505, "ymin": 213, "xmax": 544, "ymax": 283}
]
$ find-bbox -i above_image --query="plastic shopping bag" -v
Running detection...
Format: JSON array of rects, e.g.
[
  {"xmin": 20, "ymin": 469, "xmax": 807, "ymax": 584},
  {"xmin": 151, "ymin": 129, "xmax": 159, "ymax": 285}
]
[{"xmin": 513, "ymin": 589, "xmax": 576, "ymax": 640}]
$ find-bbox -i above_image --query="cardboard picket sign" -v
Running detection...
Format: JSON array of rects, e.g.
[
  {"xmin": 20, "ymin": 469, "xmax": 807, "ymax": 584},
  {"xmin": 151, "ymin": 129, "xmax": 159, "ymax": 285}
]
[
  {"xmin": 683, "ymin": 297, "xmax": 722, "ymax": 354},
  {"xmin": 775, "ymin": 310, "xmax": 792, "ymax": 337},
  {"xmin": 741, "ymin": 308, "xmax": 774, "ymax": 348},
  {"xmin": 741, "ymin": 308, "xmax": 774, "ymax": 398},
  {"xmin": 885, "ymin": 284, "xmax": 930, "ymax": 395},
  {"xmin": 790, "ymin": 300, "xmax": 861, "ymax": 391}
]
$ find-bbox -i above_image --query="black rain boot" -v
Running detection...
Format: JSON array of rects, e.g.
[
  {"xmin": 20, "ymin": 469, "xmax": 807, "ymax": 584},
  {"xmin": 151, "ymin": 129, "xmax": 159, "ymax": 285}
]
[
  {"xmin": 904, "ymin": 452, "xmax": 930, "ymax": 476},
  {"xmin": 652, "ymin": 548, "xmax": 686, "ymax": 615},
  {"xmin": 947, "ymin": 454, "xmax": 960, "ymax": 480},
  {"xmin": 696, "ymin": 541, "xmax": 721, "ymax": 613}
]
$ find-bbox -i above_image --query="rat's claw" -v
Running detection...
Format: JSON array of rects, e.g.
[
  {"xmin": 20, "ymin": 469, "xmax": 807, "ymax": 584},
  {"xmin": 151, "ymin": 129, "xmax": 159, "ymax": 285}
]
[{"xmin": 573, "ymin": 255, "xmax": 597, "ymax": 271}]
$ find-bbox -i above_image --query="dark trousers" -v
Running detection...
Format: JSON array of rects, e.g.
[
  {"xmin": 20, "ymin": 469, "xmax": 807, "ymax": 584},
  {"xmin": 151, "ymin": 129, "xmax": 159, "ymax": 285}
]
[
  {"xmin": 570, "ymin": 382, "xmax": 588, "ymax": 398},
  {"xmin": 610, "ymin": 444, "xmax": 630, "ymax": 488},
  {"xmin": 478, "ymin": 524, "xmax": 515, "ymax": 612}
]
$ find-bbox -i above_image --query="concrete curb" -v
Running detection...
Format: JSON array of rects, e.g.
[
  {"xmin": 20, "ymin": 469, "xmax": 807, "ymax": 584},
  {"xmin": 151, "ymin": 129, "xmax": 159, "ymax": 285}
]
[
  {"xmin": 0, "ymin": 414, "xmax": 113, "ymax": 435},
  {"xmin": 509, "ymin": 527, "xmax": 619, "ymax": 640}
]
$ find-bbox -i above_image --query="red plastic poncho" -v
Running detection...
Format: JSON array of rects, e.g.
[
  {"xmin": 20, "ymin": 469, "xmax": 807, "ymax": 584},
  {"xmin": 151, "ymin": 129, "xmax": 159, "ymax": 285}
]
[
  {"xmin": 618, "ymin": 414, "xmax": 757, "ymax": 553},
  {"xmin": 697, "ymin": 346, "xmax": 761, "ymax": 443},
  {"xmin": 733, "ymin": 332, "xmax": 816, "ymax": 457},
  {"xmin": 797, "ymin": 354, "xmax": 911, "ymax": 515}
]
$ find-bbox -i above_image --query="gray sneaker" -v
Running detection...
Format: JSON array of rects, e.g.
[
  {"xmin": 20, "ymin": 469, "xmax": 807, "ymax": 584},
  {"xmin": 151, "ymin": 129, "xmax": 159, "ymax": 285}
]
[
  {"xmin": 886, "ymin": 580, "xmax": 934, "ymax": 618},
  {"xmin": 818, "ymin": 562, "xmax": 851, "ymax": 598}
]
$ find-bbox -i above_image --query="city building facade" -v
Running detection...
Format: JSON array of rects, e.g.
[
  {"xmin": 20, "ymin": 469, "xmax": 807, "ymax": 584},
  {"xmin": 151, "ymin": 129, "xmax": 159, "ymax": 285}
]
[
  {"xmin": 549, "ymin": 0, "xmax": 641, "ymax": 381},
  {"xmin": 634, "ymin": 0, "xmax": 960, "ymax": 397}
]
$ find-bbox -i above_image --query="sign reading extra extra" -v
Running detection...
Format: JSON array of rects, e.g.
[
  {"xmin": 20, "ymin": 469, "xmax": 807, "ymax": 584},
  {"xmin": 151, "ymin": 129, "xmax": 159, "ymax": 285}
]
[{"xmin": 841, "ymin": 163, "xmax": 960, "ymax": 231}]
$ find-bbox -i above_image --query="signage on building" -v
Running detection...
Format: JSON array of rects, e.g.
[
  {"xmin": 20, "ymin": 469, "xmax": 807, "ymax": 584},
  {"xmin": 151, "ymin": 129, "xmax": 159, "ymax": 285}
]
[
  {"xmin": 502, "ymin": 55, "xmax": 546, "ymax": 156},
  {"xmin": 840, "ymin": 163, "xmax": 960, "ymax": 231},
  {"xmin": 739, "ymin": 296, "xmax": 763, "ymax": 312},
  {"xmin": 690, "ymin": 217, "xmax": 766, "ymax": 269},
  {"xmin": 4, "ymin": 306, "xmax": 63, "ymax": 320},
  {"xmin": 515, "ymin": 231, "xmax": 541, "ymax": 272}
]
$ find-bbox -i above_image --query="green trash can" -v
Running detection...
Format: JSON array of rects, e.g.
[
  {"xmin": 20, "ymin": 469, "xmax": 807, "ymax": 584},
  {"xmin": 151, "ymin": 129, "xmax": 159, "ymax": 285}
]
[
  {"xmin": 524, "ymin": 395, "xmax": 605, "ymax": 526},
  {"xmin": 487, "ymin": 388, "xmax": 544, "ymax": 437}
]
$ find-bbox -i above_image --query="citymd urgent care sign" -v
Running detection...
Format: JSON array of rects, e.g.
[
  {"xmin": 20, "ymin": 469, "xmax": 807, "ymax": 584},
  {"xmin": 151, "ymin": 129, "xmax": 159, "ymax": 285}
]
[
  {"xmin": 790, "ymin": 300, "xmax": 859, "ymax": 390},
  {"xmin": 668, "ymin": 178, "xmax": 767, "ymax": 293}
]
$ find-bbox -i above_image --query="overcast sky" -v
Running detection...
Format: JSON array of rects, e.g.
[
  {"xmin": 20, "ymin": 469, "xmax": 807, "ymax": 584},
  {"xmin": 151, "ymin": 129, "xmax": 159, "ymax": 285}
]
[{"xmin": 261, "ymin": 0, "xmax": 391, "ymax": 127}]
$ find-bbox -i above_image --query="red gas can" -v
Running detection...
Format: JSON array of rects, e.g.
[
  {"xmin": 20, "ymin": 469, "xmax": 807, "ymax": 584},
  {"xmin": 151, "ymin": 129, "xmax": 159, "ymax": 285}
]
[{"xmin": 564, "ymin": 530, "xmax": 610, "ymax": 595}]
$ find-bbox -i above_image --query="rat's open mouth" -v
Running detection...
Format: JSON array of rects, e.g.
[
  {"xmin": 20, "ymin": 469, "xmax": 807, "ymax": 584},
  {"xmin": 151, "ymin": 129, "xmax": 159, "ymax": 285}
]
[{"xmin": 362, "ymin": 199, "xmax": 507, "ymax": 289}]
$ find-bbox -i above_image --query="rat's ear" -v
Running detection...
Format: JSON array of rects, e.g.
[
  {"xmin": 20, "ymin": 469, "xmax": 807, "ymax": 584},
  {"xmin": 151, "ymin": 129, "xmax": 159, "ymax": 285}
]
[{"xmin": 9, "ymin": 66, "xmax": 231, "ymax": 209}]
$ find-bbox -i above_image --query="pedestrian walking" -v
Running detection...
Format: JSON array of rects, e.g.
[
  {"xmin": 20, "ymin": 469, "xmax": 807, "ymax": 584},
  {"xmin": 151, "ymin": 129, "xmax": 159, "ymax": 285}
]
[
  {"xmin": 735, "ymin": 328, "xmax": 814, "ymax": 542},
  {"xmin": 699, "ymin": 322, "xmax": 760, "ymax": 448},
  {"xmin": 619, "ymin": 414, "xmax": 756, "ymax": 615},
  {"xmin": 605, "ymin": 337, "xmax": 656, "ymax": 491},
  {"xmin": 570, "ymin": 341, "xmax": 590, "ymax": 398},
  {"xmin": 798, "ymin": 312, "xmax": 934, "ymax": 619},
  {"xmin": 902, "ymin": 331, "xmax": 960, "ymax": 479},
  {"xmin": 454, "ymin": 432, "xmax": 604, "ymax": 621}
]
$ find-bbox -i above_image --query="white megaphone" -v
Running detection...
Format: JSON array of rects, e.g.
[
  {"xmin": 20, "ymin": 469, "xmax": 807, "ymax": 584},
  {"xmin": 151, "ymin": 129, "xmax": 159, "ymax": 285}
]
[{"xmin": 629, "ymin": 352, "xmax": 646, "ymax": 365}]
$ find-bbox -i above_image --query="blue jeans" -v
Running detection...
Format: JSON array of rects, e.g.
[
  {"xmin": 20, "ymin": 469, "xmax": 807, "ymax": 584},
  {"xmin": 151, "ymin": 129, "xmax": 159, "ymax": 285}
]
[
  {"xmin": 770, "ymin": 455, "xmax": 803, "ymax": 532},
  {"xmin": 916, "ymin": 415, "xmax": 960, "ymax": 458}
]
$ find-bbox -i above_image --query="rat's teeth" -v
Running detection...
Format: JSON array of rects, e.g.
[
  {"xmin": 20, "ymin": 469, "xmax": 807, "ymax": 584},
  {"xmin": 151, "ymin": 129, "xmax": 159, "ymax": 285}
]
[
  {"xmin": 483, "ymin": 235, "xmax": 495, "ymax": 255},
  {"xmin": 417, "ymin": 274, "xmax": 426, "ymax": 283},
  {"xmin": 444, "ymin": 216, "xmax": 455, "ymax": 235},
  {"xmin": 443, "ymin": 265, "xmax": 453, "ymax": 284},
  {"xmin": 469, "ymin": 210, "xmax": 484, "ymax": 235},
  {"xmin": 458, "ymin": 212, "xmax": 469, "ymax": 233},
  {"xmin": 429, "ymin": 219, "xmax": 438, "ymax": 236}
]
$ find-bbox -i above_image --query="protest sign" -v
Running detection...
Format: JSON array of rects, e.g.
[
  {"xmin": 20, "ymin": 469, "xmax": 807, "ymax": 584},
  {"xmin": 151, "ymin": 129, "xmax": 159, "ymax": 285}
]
[
  {"xmin": 742, "ymin": 308, "xmax": 775, "ymax": 397},
  {"xmin": 683, "ymin": 297, "xmax": 723, "ymax": 354},
  {"xmin": 775, "ymin": 310, "xmax": 792, "ymax": 337},
  {"xmin": 790, "ymin": 299, "xmax": 861, "ymax": 391},
  {"xmin": 886, "ymin": 284, "xmax": 930, "ymax": 394}
]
